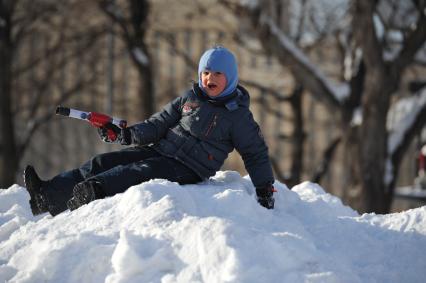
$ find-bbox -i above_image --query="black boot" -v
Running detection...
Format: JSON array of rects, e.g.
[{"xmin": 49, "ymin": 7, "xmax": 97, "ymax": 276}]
[
  {"xmin": 67, "ymin": 180, "xmax": 105, "ymax": 211},
  {"xmin": 23, "ymin": 165, "xmax": 49, "ymax": 215}
]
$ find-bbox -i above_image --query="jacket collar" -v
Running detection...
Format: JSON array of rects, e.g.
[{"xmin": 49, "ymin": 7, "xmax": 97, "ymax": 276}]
[{"xmin": 192, "ymin": 83, "xmax": 240, "ymax": 111}]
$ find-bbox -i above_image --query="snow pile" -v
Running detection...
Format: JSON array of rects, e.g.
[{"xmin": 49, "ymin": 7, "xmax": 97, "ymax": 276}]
[{"xmin": 1, "ymin": 171, "xmax": 426, "ymax": 283}]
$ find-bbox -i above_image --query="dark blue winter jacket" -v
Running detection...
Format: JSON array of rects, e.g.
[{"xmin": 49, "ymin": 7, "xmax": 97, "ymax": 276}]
[{"xmin": 128, "ymin": 84, "xmax": 274, "ymax": 189}]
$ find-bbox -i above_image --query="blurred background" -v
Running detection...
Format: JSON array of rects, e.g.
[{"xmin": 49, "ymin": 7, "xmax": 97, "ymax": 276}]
[{"xmin": 1, "ymin": 0, "xmax": 425, "ymax": 213}]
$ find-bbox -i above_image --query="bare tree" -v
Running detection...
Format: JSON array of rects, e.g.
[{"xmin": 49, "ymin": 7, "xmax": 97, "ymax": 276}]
[
  {"xmin": 221, "ymin": 0, "xmax": 426, "ymax": 213},
  {"xmin": 0, "ymin": 1, "xmax": 17, "ymax": 188},
  {"xmin": 353, "ymin": 0, "xmax": 426, "ymax": 212},
  {"xmin": 0, "ymin": 0, "xmax": 106, "ymax": 188},
  {"xmin": 100, "ymin": 0, "xmax": 154, "ymax": 120}
]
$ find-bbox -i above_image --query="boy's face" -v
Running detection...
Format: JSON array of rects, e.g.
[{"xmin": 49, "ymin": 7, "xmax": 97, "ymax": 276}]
[{"xmin": 201, "ymin": 70, "xmax": 227, "ymax": 97}]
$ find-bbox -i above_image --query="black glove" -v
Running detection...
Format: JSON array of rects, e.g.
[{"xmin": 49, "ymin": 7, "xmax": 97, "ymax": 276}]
[
  {"xmin": 97, "ymin": 122, "xmax": 131, "ymax": 145},
  {"xmin": 256, "ymin": 184, "xmax": 275, "ymax": 209}
]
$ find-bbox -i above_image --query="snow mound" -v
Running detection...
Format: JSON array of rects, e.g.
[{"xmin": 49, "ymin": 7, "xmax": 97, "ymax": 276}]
[{"xmin": 1, "ymin": 171, "xmax": 426, "ymax": 283}]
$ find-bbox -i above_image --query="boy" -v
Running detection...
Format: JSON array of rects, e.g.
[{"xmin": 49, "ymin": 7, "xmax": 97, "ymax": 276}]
[{"xmin": 24, "ymin": 46, "xmax": 276, "ymax": 216}]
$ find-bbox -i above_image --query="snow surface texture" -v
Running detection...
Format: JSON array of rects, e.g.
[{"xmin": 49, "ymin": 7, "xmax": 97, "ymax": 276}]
[{"xmin": 1, "ymin": 171, "xmax": 426, "ymax": 283}]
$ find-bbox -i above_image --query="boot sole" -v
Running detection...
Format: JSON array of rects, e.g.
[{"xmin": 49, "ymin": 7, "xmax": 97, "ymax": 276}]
[
  {"xmin": 67, "ymin": 183, "xmax": 96, "ymax": 211},
  {"xmin": 23, "ymin": 166, "xmax": 48, "ymax": 215}
]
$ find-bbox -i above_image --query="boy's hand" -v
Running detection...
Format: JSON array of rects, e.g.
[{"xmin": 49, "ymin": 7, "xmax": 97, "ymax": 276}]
[
  {"xmin": 256, "ymin": 184, "xmax": 275, "ymax": 209},
  {"xmin": 98, "ymin": 123, "xmax": 131, "ymax": 145}
]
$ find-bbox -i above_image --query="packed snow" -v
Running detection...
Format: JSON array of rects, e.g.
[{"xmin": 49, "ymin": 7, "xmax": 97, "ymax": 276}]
[{"xmin": 1, "ymin": 171, "xmax": 426, "ymax": 283}]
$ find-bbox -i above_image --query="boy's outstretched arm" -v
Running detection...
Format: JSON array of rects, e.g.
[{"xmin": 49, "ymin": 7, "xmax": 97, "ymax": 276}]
[
  {"xmin": 231, "ymin": 111, "xmax": 275, "ymax": 209},
  {"xmin": 127, "ymin": 96, "xmax": 183, "ymax": 145}
]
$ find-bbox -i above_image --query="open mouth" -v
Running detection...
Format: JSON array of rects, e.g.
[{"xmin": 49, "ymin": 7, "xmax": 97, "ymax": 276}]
[{"xmin": 207, "ymin": 83, "xmax": 217, "ymax": 89}]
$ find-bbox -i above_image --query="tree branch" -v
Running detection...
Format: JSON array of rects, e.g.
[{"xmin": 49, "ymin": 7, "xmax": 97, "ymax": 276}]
[
  {"xmin": 389, "ymin": 88, "xmax": 426, "ymax": 167},
  {"xmin": 392, "ymin": 1, "xmax": 426, "ymax": 73},
  {"xmin": 311, "ymin": 137, "xmax": 342, "ymax": 183},
  {"xmin": 353, "ymin": 0, "xmax": 384, "ymax": 69},
  {"xmin": 17, "ymin": 72, "xmax": 100, "ymax": 159},
  {"xmin": 159, "ymin": 32, "xmax": 293, "ymax": 102},
  {"xmin": 99, "ymin": 0, "xmax": 132, "ymax": 44},
  {"xmin": 13, "ymin": 26, "xmax": 107, "ymax": 76},
  {"xmin": 222, "ymin": 0, "xmax": 348, "ymax": 110}
]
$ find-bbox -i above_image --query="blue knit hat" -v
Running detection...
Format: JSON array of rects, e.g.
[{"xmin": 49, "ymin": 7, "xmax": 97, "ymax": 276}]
[{"xmin": 198, "ymin": 46, "xmax": 238, "ymax": 97}]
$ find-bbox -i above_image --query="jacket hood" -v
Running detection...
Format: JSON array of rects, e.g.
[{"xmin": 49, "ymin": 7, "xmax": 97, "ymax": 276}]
[{"xmin": 197, "ymin": 46, "xmax": 239, "ymax": 98}]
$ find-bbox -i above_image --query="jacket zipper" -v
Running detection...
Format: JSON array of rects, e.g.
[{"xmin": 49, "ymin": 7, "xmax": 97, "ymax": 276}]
[{"xmin": 205, "ymin": 114, "xmax": 218, "ymax": 137}]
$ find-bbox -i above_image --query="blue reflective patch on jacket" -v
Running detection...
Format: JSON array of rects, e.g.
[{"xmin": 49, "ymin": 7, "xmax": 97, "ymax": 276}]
[{"xmin": 128, "ymin": 84, "xmax": 274, "ymax": 188}]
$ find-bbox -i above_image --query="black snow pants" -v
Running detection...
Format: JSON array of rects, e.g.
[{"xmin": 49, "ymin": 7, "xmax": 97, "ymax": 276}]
[{"xmin": 42, "ymin": 146, "xmax": 201, "ymax": 215}]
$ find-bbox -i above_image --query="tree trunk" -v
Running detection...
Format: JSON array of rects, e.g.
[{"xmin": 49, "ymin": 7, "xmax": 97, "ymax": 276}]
[
  {"xmin": 101, "ymin": 0, "xmax": 155, "ymax": 120},
  {"xmin": 0, "ymin": 3, "xmax": 18, "ymax": 188},
  {"xmin": 231, "ymin": 0, "xmax": 426, "ymax": 213},
  {"xmin": 131, "ymin": 45, "xmax": 154, "ymax": 120},
  {"xmin": 288, "ymin": 85, "xmax": 304, "ymax": 187},
  {"xmin": 359, "ymin": 69, "xmax": 391, "ymax": 213},
  {"xmin": 130, "ymin": 0, "xmax": 154, "ymax": 120},
  {"xmin": 341, "ymin": 125, "xmax": 363, "ymax": 210},
  {"xmin": 349, "ymin": 0, "xmax": 394, "ymax": 213}
]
